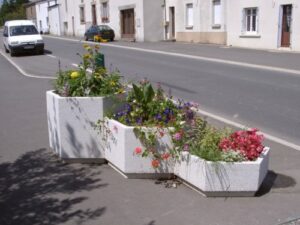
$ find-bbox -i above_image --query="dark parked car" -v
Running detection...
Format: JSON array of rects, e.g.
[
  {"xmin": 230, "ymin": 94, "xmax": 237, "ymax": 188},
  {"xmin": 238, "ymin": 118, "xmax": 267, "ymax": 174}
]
[{"xmin": 84, "ymin": 25, "xmax": 115, "ymax": 42}]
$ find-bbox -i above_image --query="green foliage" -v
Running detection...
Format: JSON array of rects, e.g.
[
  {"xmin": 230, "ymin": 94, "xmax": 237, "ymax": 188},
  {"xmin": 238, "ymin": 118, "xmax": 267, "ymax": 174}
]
[
  {"xmin": 0, "ymin": 0, "xmax": 28, "ymax": 26},
  {"xmin": 54, "ymin": 44, "xmax": 124, "ymax": 97},
  {"xmin": 189, "ymin": 121, "xmax": 245, "ymax": 162}
]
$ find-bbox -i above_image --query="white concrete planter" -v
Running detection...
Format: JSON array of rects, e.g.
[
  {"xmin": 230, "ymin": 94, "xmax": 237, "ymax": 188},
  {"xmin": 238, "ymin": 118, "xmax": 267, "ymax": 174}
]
[
  {"xmin": 46, "ymin": 91, "xmax": 122, "ymax": 161},
  {"xmin": 103, "ymin": 118, "xmax": 174, "ymax": 178},
  {"xmin": 175, "ymin": 147, "xmax": 270, "ymax": 197}
]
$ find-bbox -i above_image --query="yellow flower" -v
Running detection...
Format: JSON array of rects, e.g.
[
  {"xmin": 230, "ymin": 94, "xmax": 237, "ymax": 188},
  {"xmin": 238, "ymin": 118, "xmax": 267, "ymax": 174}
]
[
  {"xmin": 110, "ymin": 81, "xmax": 116, "ymax": 86},
  {"xmin": 70, "ymin": 71, "xmax": 80, "ymax": 79},
  {"xmin": 95, "ymin": 45, "xmax": 100, "ymax": 50},
  {"xmin": 83, "ymin": 53, "xmax": 91, "ymax": 59}
]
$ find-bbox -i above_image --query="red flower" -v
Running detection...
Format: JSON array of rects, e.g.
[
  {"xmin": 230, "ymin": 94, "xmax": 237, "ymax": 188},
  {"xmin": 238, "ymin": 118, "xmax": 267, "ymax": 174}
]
[
  {"xmin": 219, "ymin": 128, "xmax": 264, "ymax": 161},
  {"xmin": 151, "ymin": 159, "xmax": 160, "ymax": 168},
  {"xmin": 134, "ymin": 147, "xmax": 142, "ymax": 154},
  {"xmin": 161, "ymin": 153, "xmax": 170, "ymax": 160}
]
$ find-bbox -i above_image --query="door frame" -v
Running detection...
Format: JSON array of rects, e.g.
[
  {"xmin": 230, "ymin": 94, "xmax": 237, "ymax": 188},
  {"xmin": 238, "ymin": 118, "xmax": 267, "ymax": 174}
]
[
  {"xmin": 91, "ymin": 4, "xmax": 97, "ymax": 25},
  {"xmin": 120, "ymin": 8, "xmax": 135, "ymax": 39},
  {"xmin": 278, "ymin": 4, "xmax": 293, "ymax": 48}
]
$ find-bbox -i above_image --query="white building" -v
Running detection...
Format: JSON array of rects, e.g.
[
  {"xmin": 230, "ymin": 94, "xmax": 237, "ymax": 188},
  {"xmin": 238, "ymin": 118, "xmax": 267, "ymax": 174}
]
[
  {"xmin": 227, "ymin": 0, "xmax": 300, "ymax": 51},
  {"xmin": 35, "ymin": 0, "xmax": 57, "ymax": 34},
  {"xmin": 48, "ymin": 2, "xmax": 62, "ymax": 36},
  {"xmin": 164, "ymin": 0, "xmax": 227, "ymax": 44},
  {"xmin": 58, "ymin": 0, "xmax": 164, "ymax": 42}
]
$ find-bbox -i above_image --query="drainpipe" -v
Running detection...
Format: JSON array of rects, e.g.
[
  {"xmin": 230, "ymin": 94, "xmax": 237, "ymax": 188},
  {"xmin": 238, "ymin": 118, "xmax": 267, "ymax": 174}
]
[{"xmin": 164, "ymin": 0, "xmax": 167, "ymax": 40}]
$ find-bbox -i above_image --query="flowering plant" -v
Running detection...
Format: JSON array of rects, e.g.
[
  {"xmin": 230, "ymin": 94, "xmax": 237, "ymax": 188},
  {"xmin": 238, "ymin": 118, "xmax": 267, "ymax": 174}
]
[
  {"xmin": 109, "ymin": 80, "xmax": 197, "ymax": 168},
  {"xmin": 186, "ymin": 118, "xmax": 265, "ymax": 162},
  {"xmin": 219, "ymin": 128, "xmax": 264, "ymax": 161},
  {"xmin": 54, "ymin": 44, "xmax": 124, "ymax": 97}
]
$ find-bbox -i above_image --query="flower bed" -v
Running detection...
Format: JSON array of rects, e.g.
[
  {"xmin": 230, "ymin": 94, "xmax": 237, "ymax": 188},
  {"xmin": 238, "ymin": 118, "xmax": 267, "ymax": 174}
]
[
  {"xmin": 175, "ymin": 148, "xmax": 269, "ymax": 197},
  {"xmin": 47, "ymin": 91, "xmax": 122, "ymax": 160},
  {"xmin": 47, "ymin": 44, "xmax": 124, "ymax": 161},
  {"xmin": 101, "ymin": 81, "xmax": 196, "ymax": 177},
  {"xmin": 103, "ymin": 118, "xmax": 174, "ymax": 177}
]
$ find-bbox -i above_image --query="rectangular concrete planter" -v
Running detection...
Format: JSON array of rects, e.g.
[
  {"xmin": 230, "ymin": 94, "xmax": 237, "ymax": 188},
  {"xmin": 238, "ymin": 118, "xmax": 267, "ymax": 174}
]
[
  {"xmin": 46, "ymin": 90, "xmax": 122, "ymax": 161},
  {"xmin": 174, "ymin": 147, "xmax": 270, "ymax": 197},
  {"xmin": 103, "ymin": 118, "xmax": 174, "ymax": 178}
]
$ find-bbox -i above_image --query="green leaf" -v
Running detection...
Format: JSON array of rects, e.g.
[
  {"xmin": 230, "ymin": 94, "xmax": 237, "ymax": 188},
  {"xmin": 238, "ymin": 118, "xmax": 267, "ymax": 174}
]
[
  {"xmin": 144, "ymin": 83, "xmax": 155, "ymax": 104},
  {"xmin": 132, "ymin": 83, "xmax": 143, "ymax": 103}
]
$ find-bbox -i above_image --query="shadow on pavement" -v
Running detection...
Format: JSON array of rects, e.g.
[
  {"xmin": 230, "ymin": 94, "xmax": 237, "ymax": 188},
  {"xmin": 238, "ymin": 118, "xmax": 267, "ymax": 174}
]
[
  {"xmin": 256, "ymin": 170, "xmax": 296, "ymax": 197},
  {"xmin": 0, "ymin": 148, "xmax": 107, "ymax": 225}
]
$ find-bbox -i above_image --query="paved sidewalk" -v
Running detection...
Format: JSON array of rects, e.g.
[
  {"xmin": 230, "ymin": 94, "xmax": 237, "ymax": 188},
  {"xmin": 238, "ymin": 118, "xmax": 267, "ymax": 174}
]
[
  {"xmin": 46, "ymin": 34, "xmax": 300, "ymax": 72},
  {"xmin": 1, "ymin": 46, "xmax": 300, "ymax": 225}
]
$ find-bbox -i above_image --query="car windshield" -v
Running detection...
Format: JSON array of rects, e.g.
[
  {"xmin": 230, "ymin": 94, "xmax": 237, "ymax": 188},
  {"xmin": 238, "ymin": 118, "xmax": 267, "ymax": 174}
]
[
  {"xmin": 9, "ymin": 25, "xmax": 38, "ymax": 36},
  {"xmin": 98, "ymin": 25, "xmax": 111, "ymax": 31}
]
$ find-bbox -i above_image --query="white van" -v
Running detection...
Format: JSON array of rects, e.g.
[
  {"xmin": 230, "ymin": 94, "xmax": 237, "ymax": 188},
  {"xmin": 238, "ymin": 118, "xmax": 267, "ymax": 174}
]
[{"xmin": 3, "ymin": 20, "xmax": 44, "ymax": 56}]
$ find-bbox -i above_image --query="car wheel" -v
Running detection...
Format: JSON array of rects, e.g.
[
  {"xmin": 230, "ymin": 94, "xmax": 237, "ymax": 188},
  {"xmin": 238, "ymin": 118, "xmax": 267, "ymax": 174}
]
[
  {"xmin": 110, "ymin": 38, "xmax": 114, "ymax": 42},
  {"xmin": 4, "ymin": 45, "xmax": 9, "ymax": 53}
]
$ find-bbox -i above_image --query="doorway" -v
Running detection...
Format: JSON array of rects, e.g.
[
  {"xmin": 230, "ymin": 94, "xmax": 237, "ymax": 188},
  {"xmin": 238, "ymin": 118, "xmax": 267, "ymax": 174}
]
[
  {"xmin": 72, "ymin": 16, "xmax": 75, "ymax": 36},
  {"xmin": 280, "ymin": 4, "xmax": 292, "ymax": 47},
  {"xmin": 121, "ymin": 9, "xmax": 135, "ymax": 39},
  {"xmin": 91, "ymin": 4, "xmax": 97, "ymax": 25},
  {"xmin": 169, "ymin": 7, "xmax": 175, "ymax": 39}
]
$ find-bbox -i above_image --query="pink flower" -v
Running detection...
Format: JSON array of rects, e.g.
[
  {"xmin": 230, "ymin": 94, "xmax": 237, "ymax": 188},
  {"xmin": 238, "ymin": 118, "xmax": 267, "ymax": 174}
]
[
  {"xmin": 134, "ymin": 147, "xmax": 142, "ymax": 154},
  {"xmin": 183, "ymin": 144, "xmax": 190, "ymax": 151},
  {"xmin": 173, "ymin": 132, "xmax": 182, "ymax": 141}
]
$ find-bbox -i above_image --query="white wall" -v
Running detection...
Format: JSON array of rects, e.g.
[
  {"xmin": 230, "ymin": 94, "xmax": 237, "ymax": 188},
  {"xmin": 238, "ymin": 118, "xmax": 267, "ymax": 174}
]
[
  {"xmin": 58, "ymin": 0, "xmax": 164, "ymax": 41},
  {"xmin": 227, "ymin": 0, "xmax": 300, "ymax": 51},
  {"xmin": 165, "ymin": 0, "xmax": 227, "ymax": 38},
  {"xmin": 35, "ymin": 0, "xmax": 56, "ymax": 34},
  {"xmin": 48, "ymin": 5, "xmax": 61, "ymax": 36}
]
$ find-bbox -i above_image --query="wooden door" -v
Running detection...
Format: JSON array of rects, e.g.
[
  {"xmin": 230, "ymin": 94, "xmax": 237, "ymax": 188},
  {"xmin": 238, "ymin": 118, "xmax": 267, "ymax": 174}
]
[
  {"xmin": 169, "ymin": 7, "xmax": 175, "ymax": 39},
  {"xmin": 281, "ymin": 5, "xmax": 292, "ymax": 47},
  {"xmin": 121, "ymin": 9, "xmax": 135, "ymax": 39}
]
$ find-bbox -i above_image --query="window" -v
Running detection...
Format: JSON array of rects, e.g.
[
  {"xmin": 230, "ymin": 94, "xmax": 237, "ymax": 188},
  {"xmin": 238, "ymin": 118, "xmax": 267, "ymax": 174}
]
[
  {"xmin": 79, "ymin": 6, "xmax": 85, "ymax": 23},
  {"xmin": 212, "ymin": 0, "xmax": 221, "ymax": 26},
  {"xmin": 101, "ymin": 2, "xmax": 109, "ymax": 23},
  {"xmin": 243, "ymin": 8, "xmax": 258, "ymax": 33},
  {"xmin": 186, "ymin": 3, "xmax": 193, "ymax": 28}
]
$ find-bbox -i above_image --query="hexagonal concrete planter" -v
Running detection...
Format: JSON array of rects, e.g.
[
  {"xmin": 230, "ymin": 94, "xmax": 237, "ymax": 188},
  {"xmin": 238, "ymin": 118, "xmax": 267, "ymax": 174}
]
[
  {"xmin": 103, "ymin": 118, "xmax": 174, "ymax": 178},
  {"xmin": 46, "ymin": 91, "xmax": 122, "ymax": 162},
  {"xmin": 174, "ymin": 147, "xmax": 270, "ymax": 197}
]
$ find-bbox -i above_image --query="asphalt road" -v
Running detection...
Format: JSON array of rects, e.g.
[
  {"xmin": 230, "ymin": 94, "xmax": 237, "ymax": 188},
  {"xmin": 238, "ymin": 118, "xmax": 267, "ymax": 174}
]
[
  {"xmin": 1, "ymin": 49, "xmax": 300, "ymax": 225},
  {"xmin": 1, "ymin": 35, "xmax": 300, "ymax": 225},
  {"xmin": 2, "ymin": 35, "xmax": 299, "ymax": 148}
]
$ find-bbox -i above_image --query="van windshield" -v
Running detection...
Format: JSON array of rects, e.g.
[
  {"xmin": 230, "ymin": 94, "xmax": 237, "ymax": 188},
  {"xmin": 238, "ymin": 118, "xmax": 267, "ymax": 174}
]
[{"xmin": 9, "ymin": 25, "xmax": 38, "ymax": 36}]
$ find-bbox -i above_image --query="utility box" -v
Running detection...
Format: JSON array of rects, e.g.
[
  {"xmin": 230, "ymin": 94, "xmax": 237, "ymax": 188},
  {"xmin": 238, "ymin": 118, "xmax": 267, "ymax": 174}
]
[{"xmin": 95, "ymin": 53, "xmax": 105, "ymax": 68}]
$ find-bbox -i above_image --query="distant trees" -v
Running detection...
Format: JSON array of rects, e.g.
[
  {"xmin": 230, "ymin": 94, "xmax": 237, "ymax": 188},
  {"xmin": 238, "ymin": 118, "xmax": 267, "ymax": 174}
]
[{"xmin": 0, "ymin": 0, "xmax": 29, "ymax": 26}]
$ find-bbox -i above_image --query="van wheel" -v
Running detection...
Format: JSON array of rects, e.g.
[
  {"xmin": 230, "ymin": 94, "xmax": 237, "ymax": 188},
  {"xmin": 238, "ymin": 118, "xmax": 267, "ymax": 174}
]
[
  {"xmin": 10, "ymin": 49, "xmax": 16, "ymax": 57},
  {"xmin": 36, "ymin": 49, "xmax": 44, "ymax": 55}
]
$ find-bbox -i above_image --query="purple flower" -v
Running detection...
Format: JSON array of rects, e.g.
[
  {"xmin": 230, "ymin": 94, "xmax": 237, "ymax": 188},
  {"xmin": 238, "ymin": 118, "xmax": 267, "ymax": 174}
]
[
  {"xmin": 183, "ymin": 144, "xmax": 190, "ymax": 151},
  {"xmin": 155, "ymin": 114, "xmax": 162, "ymax": 121}
]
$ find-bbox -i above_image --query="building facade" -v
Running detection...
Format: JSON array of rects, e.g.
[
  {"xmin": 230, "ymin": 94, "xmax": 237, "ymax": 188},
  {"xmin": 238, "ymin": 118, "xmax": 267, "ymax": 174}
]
[
  {"xmin": 35, "ymin": 0, "xmax": 57, "ymax": 34},
  {"xmin": 164, "ymin": 0, "xmax": 227, "ymax": 44},
  {"xmin": 227, "ymin": 0, "xmax": 300, "ymax": 51},
  {"xmin": 58, "ymin": 0, "xmax": 164, "ymax": 42},
  {"xmin": 25, "ymin": 1, "xmax": 38, "ymax": 27}
]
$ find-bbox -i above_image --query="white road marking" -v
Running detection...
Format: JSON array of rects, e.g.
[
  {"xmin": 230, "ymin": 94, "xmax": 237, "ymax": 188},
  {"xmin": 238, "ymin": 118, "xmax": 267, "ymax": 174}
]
[
  {"xmin": 45, "ymin": 35, "xmax": 300, "ymax": 76},
  {"xmin": 194, "ymin": 108, "xmax": 300, "ymax": 151},
  {"xmin": 46, "ymin": 54, "xmax": 57, "ymax": 59},
  {"xmin": 0, "ymin": 50, "xmax": 55, "ymax": 79}
]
